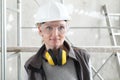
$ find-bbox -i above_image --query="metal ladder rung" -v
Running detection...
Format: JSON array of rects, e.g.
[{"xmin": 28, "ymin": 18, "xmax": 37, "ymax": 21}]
[
  {"xmin": 113, "ymin": 33, "xmax": 120, "ymax": 36},
  {"xmin": 108, "ymin": 13, "xmax": 120, "ymax": 16},
  {"xmin": 7, "ymin": 8, "xmax": 19, "ymax": 12}
]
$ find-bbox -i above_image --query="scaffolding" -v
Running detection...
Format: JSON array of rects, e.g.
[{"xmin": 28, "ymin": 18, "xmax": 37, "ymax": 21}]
[
  {"xmin": 1, "ymin": 0, "xmax": 7, "ymax": 80},
  {"xmin": 102, "ymin": 5, "xmax": 120, "ymax": 78},
  {"xmin": 1, "ymin": 0, "xmax": 120, "ymax": 80}
]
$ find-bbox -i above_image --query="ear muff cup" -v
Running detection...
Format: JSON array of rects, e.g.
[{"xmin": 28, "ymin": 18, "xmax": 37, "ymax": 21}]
[{"xmin": 45, "ymin": 49, "xmax": 67, "ymax": 66}]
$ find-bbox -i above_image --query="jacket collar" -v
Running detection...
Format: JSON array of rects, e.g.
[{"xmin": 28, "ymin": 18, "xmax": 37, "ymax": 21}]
[{"xmin": 29, "ymin": 41, "xmax": 77, "ymax": 69}]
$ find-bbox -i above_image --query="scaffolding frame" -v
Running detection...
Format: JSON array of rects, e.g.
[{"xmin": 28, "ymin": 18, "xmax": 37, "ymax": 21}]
[
  {"xmin": 1, "ymin": 0, "xmax": 7, "ymax": 80},
  {"xmin": 0, "ymin": 46, "xmax": 120, "ymax": 53},
  {"xmin": 1, "ymin": 0, "xmax": 22, "ymax": 80},
  {"xmin": 0, "ymin": 46, "xmax": 120, "ymax": 80},
  {"xmin": 90, "ymin": 5, "xmax": 120, "ymax": 80},
  {"xmin": 102, "ymin": 5, "xmax": 120, "ymax": 77}
]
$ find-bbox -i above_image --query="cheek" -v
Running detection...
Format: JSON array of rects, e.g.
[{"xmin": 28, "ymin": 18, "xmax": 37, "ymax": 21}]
[
  {"xmin": 42, "ymin": 34, "xmax": 50, "ymax": 41},
  {"xmin": 61, "ymin": 34, "xmax": 66, "ymax": 38}
]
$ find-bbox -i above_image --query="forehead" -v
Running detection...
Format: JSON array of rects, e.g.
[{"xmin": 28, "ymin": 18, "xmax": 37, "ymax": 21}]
[{"xmin": 43, "ymin": 20, "xmax": 67, "ymax": 26}]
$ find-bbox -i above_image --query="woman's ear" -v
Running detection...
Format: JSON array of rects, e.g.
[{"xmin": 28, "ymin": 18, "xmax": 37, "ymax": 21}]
[{"xmin": 37, "ymin": 24, "xmax": 43, "ymax": 36}]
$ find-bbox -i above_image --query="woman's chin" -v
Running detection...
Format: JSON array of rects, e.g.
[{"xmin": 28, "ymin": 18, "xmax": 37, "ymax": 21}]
[
  {"xmin": 51, "ymin": 45, "xmax": 59, "ymax": 49},
  {"xmin": 49, "ymin": 44, "xmax": 61, "ymax": 49}
]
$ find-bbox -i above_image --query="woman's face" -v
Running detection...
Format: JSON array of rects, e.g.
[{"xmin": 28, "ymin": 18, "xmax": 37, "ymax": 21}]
[{"xmin": 38, "ymin": 20, "xmax": 67, "ymax": 49}]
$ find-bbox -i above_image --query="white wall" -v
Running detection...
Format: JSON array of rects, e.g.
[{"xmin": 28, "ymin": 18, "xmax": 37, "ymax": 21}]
[
  {"xmin": 5, "ymin": 0, "xmax": 120, "ymax": 46},
  {"xmin": 0, "ymin": 0, "xmax": 120, "ymax": 80}
]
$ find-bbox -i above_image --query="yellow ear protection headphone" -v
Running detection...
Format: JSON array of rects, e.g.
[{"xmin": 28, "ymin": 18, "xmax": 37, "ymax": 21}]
[{"xmin": 45, "ymin": 49, "xmax": 67, "ymax": 66}]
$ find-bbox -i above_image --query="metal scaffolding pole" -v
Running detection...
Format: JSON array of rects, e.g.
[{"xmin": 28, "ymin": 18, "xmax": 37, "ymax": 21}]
[
  {"xmin": 60, "ymin": 0, "xmax": 64, "ymax": 3},
  {"xmin": 101, "ymin": 5, "xmax": 120, "ymax": 79},
  {"xmin": 17, "ymin": 0, "xmax": 22, "ymax": 80},
  {"xmin": 0, "ymin": 46, "xmax": 120, "ymax": 53},
  {"xmin": 34, "ymin": 0, "xmax": 40, "ymax": 7},
  {"xmin": 21, "ymin": 26, "xmax": 120, "ymax": 29},
  {"xmin": 92, "ymin": 66, "xmax": 104, "ymax": 80},
  {"xmin": 1, "ymin": 0, "xmax": 7, "ymax": 80},
  {"xmin": 17, "ymin": 0, "xmax": 22, "ymax": 46},
  {"xmin": 102, "ymin": 5, "xmax": 117, "ymax": 46}
]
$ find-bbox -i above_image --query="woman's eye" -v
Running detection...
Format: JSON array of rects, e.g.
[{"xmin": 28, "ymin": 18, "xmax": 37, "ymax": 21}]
[
  {"xmin": 59, "ymin": 26, "xmax": 65, "ymax": 30},
  {"xmin": 46, "ymin": 26, "xmax": 53, "ymax": 30}
]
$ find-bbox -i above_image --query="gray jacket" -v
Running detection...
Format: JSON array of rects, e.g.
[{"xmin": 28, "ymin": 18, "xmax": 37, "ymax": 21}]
[{"xmin": 24, "ymin": 41, "xmax": 91, "ymax": 80}]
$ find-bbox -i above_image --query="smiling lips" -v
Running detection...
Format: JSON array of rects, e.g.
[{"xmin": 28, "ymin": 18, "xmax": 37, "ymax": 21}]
[
  {"xmin": 50, "ymin": 38, "xmax": 59, "ymax": 41},
  {"xmin": 50, "ymin": 38, "xmax": 60, "ymax": 43}
]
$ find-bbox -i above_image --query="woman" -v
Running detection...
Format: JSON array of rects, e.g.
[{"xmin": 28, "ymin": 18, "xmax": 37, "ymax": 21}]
[{"xmin": 25, "ymin": 1, "xmax": 92, "ymax": 80}]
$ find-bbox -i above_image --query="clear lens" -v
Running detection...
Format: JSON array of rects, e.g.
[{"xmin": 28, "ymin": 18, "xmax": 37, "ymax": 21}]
[{"xmin": 42, "ymin": 25, "xmax": 66, "ymax": 34}]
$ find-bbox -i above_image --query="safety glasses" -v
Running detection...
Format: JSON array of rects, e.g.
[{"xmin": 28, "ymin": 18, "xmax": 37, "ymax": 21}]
[{"xmin": 41, "ymin": 24, "xmax": 67, "ymax": 34}]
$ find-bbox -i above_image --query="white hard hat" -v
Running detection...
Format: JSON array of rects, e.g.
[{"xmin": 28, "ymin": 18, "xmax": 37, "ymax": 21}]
[{"xmin": 35, "ymin": 1, "xmax": 71, "ymax": 23}]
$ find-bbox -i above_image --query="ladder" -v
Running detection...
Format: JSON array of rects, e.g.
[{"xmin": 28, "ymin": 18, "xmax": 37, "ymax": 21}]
[
  {"xmin": 93, "ymin": 5, "xmax": 120, "ymax": 77},
  {"xmin": 93, "ymin": 5, "xmax": 120, "ymax": 80},
  {"xmin": 102, "ymin": 4, "xmax": 120, "ymax": 77}
]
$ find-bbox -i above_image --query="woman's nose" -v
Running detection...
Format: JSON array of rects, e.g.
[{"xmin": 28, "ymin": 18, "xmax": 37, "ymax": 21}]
[{"xmin": 52, "ymin": 28, "xmax": 59, "ymax": 36}]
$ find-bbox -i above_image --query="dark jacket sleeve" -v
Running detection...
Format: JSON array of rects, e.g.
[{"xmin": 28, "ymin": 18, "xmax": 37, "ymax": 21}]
[
  {"xmin": 24, "ymin": 56, "xmax": 43, "ymax": 80},
  {"xmin": 73, "ymin": 47, "xmax": 92, "ymax": 80},
  {"xmin": 80, "ymin": 48, "xmax": 92, "ymax": 80}
]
